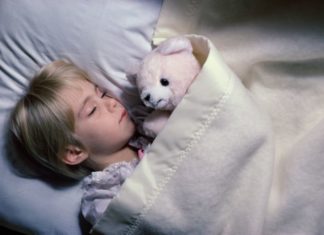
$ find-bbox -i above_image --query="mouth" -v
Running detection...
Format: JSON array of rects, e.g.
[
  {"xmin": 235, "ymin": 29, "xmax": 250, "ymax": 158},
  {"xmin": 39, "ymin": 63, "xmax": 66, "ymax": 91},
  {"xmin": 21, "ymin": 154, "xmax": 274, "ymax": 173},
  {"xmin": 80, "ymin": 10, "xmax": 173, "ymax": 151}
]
[
  {"xmin": 119, "ymin": 109, "xmax": 127, "ymax": 123},
  {"xmin": 155, "ymin": 99, "xmax": 168, "ymax": 109}
]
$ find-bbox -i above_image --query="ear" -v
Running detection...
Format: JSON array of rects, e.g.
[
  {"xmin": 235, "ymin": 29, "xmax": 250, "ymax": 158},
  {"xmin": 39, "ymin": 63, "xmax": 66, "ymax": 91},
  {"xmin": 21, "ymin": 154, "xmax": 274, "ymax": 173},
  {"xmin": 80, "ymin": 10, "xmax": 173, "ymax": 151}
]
[
  {"xmin": 155, "ymin": 36, "xmax": 193, "ymax": 55},
  {"xmin": 62, "ymin": 145, "xmax": 89, "ymax": 165}
]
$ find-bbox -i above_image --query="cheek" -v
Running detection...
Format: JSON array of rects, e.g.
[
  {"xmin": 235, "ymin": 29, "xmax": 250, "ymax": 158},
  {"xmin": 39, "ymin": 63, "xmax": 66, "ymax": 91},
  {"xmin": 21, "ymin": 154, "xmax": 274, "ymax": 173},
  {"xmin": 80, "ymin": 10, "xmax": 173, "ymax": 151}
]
[
  {"xmin": 77, "ymin": 127, "xmax": 116, "ymax": 154},
  {"xmin": 76, "ymin": 128, "xmax": 100, "ymax": 148},
  {"xmin": 75, "ymin": 122, "xmax": 108, "ymax": 145},
  {"xmin": 75, "ymin": 115, "xmax": 135, "ymax": 153}
]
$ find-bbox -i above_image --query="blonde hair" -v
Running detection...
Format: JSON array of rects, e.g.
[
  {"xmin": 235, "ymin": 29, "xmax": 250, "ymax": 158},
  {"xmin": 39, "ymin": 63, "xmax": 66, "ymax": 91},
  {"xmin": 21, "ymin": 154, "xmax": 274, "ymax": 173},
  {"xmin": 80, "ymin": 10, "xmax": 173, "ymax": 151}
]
[{"xmin": 10, "ymin": 60, "xmax": 92, "ymax": 180}]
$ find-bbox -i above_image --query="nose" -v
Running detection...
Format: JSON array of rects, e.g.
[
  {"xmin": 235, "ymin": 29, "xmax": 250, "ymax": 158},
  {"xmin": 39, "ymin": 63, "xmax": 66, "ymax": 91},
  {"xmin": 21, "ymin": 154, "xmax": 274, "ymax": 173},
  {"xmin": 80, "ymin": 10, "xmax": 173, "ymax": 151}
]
[
  {"xmin": 141, "ymin": 90, "xmax": 151, "ymax": 102},
  {"xmin": 144, "ymin": 94, "xmax": 151, "ymax": 102},
  {"xmin": 104, "ymin": 97, "xmax": 118, "ymax": 112}
]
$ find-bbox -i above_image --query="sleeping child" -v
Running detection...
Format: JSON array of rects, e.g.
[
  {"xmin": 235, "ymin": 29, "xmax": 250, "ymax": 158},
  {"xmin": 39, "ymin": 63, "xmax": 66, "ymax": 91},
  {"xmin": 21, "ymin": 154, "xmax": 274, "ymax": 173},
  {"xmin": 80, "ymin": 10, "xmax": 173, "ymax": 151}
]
[{"xmin": 9, "ymin": 60, "xmax": 150, "ymax": 225}]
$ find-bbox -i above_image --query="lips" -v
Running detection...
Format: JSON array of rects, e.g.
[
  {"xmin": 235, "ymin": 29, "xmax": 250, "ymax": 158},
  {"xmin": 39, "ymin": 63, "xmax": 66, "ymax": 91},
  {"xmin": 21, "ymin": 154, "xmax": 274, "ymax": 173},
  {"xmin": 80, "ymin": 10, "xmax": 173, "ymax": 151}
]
[{"xmin": 119, "ymin": 109, "xmax": 127, "ymax": 123}]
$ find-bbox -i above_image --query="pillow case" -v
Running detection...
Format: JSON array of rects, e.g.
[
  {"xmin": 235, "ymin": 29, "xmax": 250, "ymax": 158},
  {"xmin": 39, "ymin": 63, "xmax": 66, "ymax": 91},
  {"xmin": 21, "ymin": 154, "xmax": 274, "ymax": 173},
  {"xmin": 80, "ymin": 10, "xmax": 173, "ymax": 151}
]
[{"xmin": 0, "ymin": 0, "xmax": 162, "ymax": 234}]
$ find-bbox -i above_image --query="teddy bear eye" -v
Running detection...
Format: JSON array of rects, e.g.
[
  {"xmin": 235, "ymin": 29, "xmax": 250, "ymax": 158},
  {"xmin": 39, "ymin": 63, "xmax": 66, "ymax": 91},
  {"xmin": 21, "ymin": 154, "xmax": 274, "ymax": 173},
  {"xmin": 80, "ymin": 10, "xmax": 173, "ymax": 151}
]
[{"xmin": 160, "ymin": 78, "xmax": 169, "ymax": 86}]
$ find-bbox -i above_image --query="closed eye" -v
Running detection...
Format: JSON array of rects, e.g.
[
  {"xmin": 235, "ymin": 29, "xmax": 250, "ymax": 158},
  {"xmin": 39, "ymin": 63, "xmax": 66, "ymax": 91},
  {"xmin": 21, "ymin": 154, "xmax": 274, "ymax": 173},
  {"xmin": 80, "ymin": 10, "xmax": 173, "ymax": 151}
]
[
  {"xmin": 88, "ymin": 107, "xmax": 97, "ymax": 116},
  {"xmin": 88, "ymin": 85, "xmax": 106, "ymax": 117}
]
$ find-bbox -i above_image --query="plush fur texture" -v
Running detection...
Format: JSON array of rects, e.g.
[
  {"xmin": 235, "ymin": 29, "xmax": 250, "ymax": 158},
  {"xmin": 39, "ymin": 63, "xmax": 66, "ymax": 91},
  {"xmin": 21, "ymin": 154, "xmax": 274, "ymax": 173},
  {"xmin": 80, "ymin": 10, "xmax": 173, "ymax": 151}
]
[{"xmin": 136, "ymin": 36, "xmax": 201, "ymax": 137}]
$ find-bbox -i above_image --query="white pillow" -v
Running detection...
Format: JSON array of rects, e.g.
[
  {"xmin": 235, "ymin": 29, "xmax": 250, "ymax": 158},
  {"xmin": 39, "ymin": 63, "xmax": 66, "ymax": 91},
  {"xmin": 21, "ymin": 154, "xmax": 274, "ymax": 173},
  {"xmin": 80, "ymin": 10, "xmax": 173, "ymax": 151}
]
[{"xmin": 0, "ymin": 0, "xmax": 162, "ymax": 234}]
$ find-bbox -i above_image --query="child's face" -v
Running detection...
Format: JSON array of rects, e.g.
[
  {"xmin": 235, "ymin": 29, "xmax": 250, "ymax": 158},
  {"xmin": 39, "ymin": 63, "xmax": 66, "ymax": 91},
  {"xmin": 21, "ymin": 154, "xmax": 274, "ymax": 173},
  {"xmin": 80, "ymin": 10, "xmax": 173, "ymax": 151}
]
[{"xmin": 62, "ymin": 80, "xmax": 135, "ymax": 159}]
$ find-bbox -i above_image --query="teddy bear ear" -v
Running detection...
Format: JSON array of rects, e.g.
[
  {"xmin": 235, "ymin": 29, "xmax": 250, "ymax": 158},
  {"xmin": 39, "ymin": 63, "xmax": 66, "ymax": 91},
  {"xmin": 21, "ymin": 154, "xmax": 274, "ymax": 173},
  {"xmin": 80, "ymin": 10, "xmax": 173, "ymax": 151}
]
[{"xmin": 155, "ymin": 36, "xmax": 193, "ymax": 55}]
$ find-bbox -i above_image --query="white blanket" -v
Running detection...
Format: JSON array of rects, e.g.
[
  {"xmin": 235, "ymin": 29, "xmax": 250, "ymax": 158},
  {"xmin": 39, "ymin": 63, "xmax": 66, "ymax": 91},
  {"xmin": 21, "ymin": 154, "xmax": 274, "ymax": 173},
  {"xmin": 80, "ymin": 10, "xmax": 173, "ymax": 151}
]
[{"xmin": 93, "ymin": 0, "xmax": 324, "ymax": 234}]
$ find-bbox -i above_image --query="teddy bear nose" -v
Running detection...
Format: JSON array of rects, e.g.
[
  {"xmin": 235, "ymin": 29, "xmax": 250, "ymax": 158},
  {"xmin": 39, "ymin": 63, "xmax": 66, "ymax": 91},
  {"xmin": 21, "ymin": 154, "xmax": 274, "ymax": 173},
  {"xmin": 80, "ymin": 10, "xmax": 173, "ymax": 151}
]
[{"xmin": 144, "ymin": 94, "xmax": 151, "ymax": 102}]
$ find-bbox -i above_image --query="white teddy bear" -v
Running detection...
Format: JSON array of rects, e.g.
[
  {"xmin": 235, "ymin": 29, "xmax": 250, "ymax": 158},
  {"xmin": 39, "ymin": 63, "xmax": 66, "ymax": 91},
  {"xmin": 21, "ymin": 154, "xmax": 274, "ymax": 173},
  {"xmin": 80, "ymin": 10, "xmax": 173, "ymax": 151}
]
[{"xmin": 136, "ymin": 36, "xmax": 201, "ymax": 138}]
